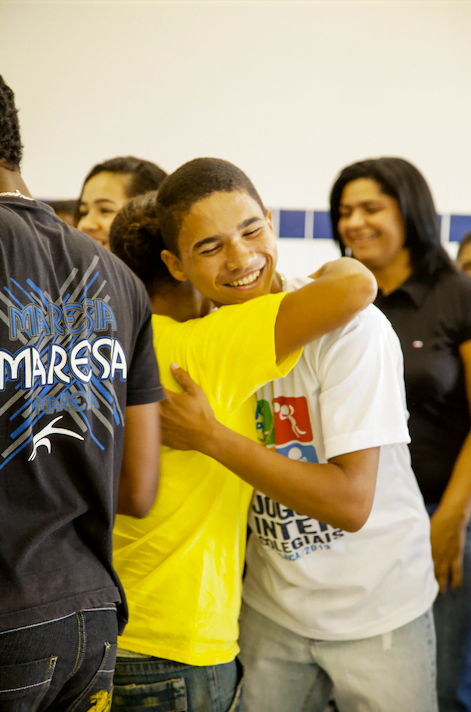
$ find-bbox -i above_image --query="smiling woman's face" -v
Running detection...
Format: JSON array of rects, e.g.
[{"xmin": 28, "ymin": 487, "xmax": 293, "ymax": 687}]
[
  {"xmin": 161, "ymin": 190, "xmax": 278, "ymax": 307},
  {"xmin": 337, "ymin": 178, "xmax": 407, "ymax": 271},
  {"xmin": 77, "ymin": 172, "xmax": 131, "ymax": 249}
]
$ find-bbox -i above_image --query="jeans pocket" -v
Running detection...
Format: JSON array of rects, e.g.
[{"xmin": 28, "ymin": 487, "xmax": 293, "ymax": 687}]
[
  {"xmin": 66, "ymin": 641, "xmax": 117, "ymax": 712},
  {"xmin": 226, "ymin": 658, "xmax": 244, "ymax": 712},
  {"xmin": 0, "ymin": 656, "xmax": 57, "ymax": 712},
  {"xmin": 111, "ymin": 677, "xmax": 187, "ymax": 711}
]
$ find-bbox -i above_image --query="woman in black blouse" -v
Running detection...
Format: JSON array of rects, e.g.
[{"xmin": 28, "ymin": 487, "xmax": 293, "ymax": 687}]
[{"xmin": 330, "ymin": 157, "xmax": 471, "ymax": 712}]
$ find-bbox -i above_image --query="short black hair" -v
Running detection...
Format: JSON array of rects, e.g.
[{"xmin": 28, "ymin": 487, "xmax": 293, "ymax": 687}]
[
  {"xmin": 156, "ymin": 157, "xmax": 265, "ymax": 255},
  {"xmin": 330, "ymin": 157, "xmax": 453, "ymax": 277},
  {"xmin": 458, "ymin": 230, "xmax": 471, "ymax": 260},
  {"xmin": 76, "ymin": 156, "xmax": 167, "ymax": 224},
  {"xmin": 109, "ymin": 191, "xmax": 177, "ymax": 296},
  {"xmin": 0, "ymin": 75, "xmax": 23, "ymax": 170}
]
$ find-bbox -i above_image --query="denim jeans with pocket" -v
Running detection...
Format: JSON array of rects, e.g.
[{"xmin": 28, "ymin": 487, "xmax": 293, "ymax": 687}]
[
  {"xmin": 0, "ymin": 605, "xmax": 118, "ymax": 712},
  {"xmin": 111, "ymin": 655, "xmax": 243, "ymax": 712}
]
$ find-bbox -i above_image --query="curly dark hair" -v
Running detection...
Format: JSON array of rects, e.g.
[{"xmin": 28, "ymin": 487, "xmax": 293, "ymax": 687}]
[
  {"xmin": 156, "ymin": 157, "xmax": 265, "ymax": 255},
  {"xmin": 75, "ymin": 156, "xmax": 167, "ymax": 224},
  {"xmin": 109, "ymin": 191, "xmax": 176, "ymax": 296},
  {"xmin": 0, "ymin": 75, "xmax": 23, "ymax": 170},
  {"xmin": 330, "ymin": 157, "xmax": 453, "ymax": 277}
]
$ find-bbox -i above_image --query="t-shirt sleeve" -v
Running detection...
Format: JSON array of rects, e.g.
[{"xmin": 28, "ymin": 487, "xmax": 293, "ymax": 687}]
[
  {"xmin": 156, "ymin": 292, "xmax": 301, "ymax": 410},
  {"xmin": 127, "ymin": 304, "xmax": 164, "ymax": 406},
  {"xmin": 317, "ymin": 306, "xmax": 410, "ymax": 460}
]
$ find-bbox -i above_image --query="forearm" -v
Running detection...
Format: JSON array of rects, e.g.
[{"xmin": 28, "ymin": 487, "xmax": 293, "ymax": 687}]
[
  {"xmin": 275, "ymin": 258, "xmax": 377, "ymax": 360},
  {"xmin": 117, "ymin": 402, "xmax": 161, "ymax": 518},
  {"xmin": 201, "ymin": 421, "xmax": 376, "ymax": 532}
]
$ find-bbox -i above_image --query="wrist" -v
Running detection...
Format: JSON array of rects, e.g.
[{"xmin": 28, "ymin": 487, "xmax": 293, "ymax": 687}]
[{"xmin": 198, "ymin": 419, "xmax": 223, "ymax": 459}]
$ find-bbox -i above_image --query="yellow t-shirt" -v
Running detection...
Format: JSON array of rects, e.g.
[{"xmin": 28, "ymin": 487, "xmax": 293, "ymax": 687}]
[{"xmin": 113, "ymin": 292, "xmax": 300, "ymax": 665}]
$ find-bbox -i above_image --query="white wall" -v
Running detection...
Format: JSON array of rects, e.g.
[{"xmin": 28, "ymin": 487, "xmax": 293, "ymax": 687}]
[{"xmin": 1, "ymin": 0, "xmax": 470, "ymax": 272}]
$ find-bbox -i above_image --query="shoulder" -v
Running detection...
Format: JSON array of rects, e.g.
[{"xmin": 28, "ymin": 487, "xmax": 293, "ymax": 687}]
[
  {"xmin": 283, "ymin": 274, "xmax": 311, "ymax": 291},
  {"xmin": 430, "ymin": 270, "xmax": 471, "ymax": 329},
  {"xmin": 439, "ymin": 269, "xmax": 471, "ymax": 297},
  {"xmin": 328, "ymin": 304, "xmax": 397, "ymax": 343}
]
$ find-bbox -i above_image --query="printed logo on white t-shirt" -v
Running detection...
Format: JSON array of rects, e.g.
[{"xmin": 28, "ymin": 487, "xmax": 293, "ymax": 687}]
[{"xmin": 252, "ymin": 396, "xmax": 344, "ymax": 561}]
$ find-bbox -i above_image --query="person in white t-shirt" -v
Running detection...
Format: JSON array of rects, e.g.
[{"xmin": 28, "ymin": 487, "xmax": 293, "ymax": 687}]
[{"xmin": 161, "ymin": 262, "xmax": 438, "ymax": 706}]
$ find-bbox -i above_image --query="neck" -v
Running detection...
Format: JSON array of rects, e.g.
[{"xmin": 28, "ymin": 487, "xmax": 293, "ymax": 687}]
[
  {"xmin": 0, "ymin": 164, "xmax": 32, "ymax": 197},
  {"xmin": 270, "ymin": 271, "xmax": 284, "ymax": 294},
  {"xmin": 371, "ymin": 248, "xmax": 412, "ymax": 296},
  {"xmin": 150, "ymin": 281, "xmax": 213, "ymax": 321}
]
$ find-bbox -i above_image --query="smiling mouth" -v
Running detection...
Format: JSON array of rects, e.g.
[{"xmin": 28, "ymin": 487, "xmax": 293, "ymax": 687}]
[
  {"xmin": 225, "ymin": 268, "xmax": 263, "ymax": 288},
  {"xmin": 348, "ymin": 233, "xmax": 377, "ymax": 245}
]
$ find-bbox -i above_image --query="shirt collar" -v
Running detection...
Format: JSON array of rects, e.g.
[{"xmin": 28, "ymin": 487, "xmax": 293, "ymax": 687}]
[{"xmin": 375, "ymin": 271, "xmax": 433, "ymax": 309}]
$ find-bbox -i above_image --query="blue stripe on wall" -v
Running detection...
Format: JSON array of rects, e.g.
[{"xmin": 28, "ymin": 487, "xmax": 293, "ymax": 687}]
[
  {"xmin": 272, "ymin": 210, "xmax": 471, "ymax": 244},
  {"xmin": 279, "ymin": 210, "xmax": 305, "ymax": 238},
  {"xmin": 450, "ymin": 215, "xmax": 471, "ymax": 242},
  {"xmin": 313, "ymin": 211, "xmax": 333, "ymax": 240}
]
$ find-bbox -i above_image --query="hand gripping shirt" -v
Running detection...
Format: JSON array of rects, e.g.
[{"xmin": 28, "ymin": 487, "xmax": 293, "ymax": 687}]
[
  {"xmin": 243, "ymin": 275, "xmax": 438, "ymax": 641},
  {"xmin": 113, "ymin": 292, "xmax": 300, "ymax": 665},
  {"xmin": 0, "ymin": 198, "xmax": 162, "ymax": 634}
]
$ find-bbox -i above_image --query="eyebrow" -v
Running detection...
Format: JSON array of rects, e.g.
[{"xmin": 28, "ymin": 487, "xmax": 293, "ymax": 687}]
[
  {"xmin": 192, "ymin": 217, "xmax": 262, "ymax": 252},
  {"xmin": 339, "ymin": 199, "xmax": 383, "ymax": 208},
  {"xmin": 79, "ymin": 198, "xmax": 116, "ymax": 207}
]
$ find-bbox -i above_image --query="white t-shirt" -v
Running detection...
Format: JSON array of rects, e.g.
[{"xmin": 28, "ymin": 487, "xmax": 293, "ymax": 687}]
[{"xmin": 242, "ymin": 275, "xmax": 438, "ymax": 641}]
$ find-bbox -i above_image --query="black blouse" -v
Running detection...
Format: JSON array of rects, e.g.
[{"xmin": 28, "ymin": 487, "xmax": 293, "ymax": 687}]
[{"xmin": 375, "ymin": 269, "xmax": 471, "ymax": 504}]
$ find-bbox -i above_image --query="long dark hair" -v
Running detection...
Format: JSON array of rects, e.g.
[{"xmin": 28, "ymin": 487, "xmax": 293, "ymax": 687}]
[{"xmin": 330, "ymin": 157, "xmax": 453, "ymax": 277}]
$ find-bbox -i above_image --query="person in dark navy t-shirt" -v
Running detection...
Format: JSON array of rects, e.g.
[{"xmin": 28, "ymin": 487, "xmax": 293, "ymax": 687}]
[{"xmin": 0, "ymin": 75, "xmax": 163, "ymax": 711}]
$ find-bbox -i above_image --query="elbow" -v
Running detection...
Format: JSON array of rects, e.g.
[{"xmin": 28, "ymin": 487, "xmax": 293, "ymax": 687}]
[
  {"xmin": 121, "ymin": 498, "xmax": 154, "ymax": 519},
  {"xmin": 340, "ymin": 498, "xmax": 374, "ymax": 533},
  {"xmin": 117, "ymin": 472, "xmax": 159, "ymax": 519},
  {"xmin": 352, "ymin": 271, "xmax": 377, "ymax": 311},
  {"xmin": 117, "ymin": 493, "xmax": 155, "ymax": 519}
]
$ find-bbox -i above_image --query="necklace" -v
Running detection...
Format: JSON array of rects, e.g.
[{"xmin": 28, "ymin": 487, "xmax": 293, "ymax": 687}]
[{"xmin": 0, "ymin": 189, "xmax": 33, "ymax": 200}]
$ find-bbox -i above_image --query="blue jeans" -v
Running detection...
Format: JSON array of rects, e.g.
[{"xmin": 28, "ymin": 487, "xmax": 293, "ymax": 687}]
[
  {"xmin": 428, "ymin": 503, "xmax": 471, "ymax": 711},
  {"xmin": 0, "ymin": 606, "xmax": 117, "ymax": 711},
  {"xmin": 238, "ymin": 603, "xmax": 437, "ymax": 712},
  {"xmin": 111, "ymin": 656, "xmax": 243, "ymax": 711}
]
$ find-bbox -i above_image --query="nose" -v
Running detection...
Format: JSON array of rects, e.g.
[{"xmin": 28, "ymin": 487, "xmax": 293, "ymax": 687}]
[
  {"xmin": 344, "ymin": 208, "xmax": 366, "ymax": 231},
  {"xmin": 225, "ymin": 238, "xmax": 256, "ymax": 272},
  {"xmin": 78, "ymin": 212, "xmax": 99, "ymax": 235}
]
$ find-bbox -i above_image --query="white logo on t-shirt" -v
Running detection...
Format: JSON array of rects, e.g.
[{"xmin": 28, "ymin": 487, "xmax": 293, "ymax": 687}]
[
  {"xmin": 28, "ymin": 416, "xmax": 84, "ymax": 461},
  {"xmin": 274, "ymin": 401, "xmax": 307, "ymax": 438}
]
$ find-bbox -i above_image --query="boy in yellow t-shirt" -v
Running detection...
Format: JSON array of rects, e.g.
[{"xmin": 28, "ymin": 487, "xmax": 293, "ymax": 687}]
[{"xmin": 109, "ymin": 161, "xmax": 376, "ymax": 712}]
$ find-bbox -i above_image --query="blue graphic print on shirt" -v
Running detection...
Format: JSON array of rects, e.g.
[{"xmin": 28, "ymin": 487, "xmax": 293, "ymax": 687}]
[{"xmin": 0, "ymin": 259, "xmax": 127, "ymax": 469}]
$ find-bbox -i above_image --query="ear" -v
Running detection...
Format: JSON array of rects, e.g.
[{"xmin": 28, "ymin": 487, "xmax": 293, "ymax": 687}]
[
  {"xmin": 160, "ymin": 250, "xmax": 189, "ymax": 282},
  {"xmin": 265, "ymin": 209, "xmax": 275, "ymax": 232}
]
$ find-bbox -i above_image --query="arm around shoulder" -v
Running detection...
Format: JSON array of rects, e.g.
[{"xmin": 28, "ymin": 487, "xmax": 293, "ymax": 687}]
[
  {"xmin": 275, "ymin": 257, "xmax": 377, "ymax": 362},
  {"xmin": 117, "ymin": 401, "xmax": 161, "ymax": 518}
]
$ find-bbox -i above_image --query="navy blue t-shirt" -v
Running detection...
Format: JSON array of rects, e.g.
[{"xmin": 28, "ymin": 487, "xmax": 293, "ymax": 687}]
[{"xmin": 0, "ymin": 197, "xmax": 163, "ymax": 633}]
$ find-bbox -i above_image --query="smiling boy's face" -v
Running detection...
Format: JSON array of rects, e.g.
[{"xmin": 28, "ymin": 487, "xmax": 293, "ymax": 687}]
[{"xmin": 161, "ymin": 190, "xmax": 278, "ymax": 307}]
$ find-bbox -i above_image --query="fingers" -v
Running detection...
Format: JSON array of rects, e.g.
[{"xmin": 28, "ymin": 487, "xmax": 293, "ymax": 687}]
[
  {"xmin": 170, "ymin": 363, "xmax": 198, "ymax": 394},
  {"xmin": 451, "ymin": 552, "xmax": 464, "ymax": 591}
]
